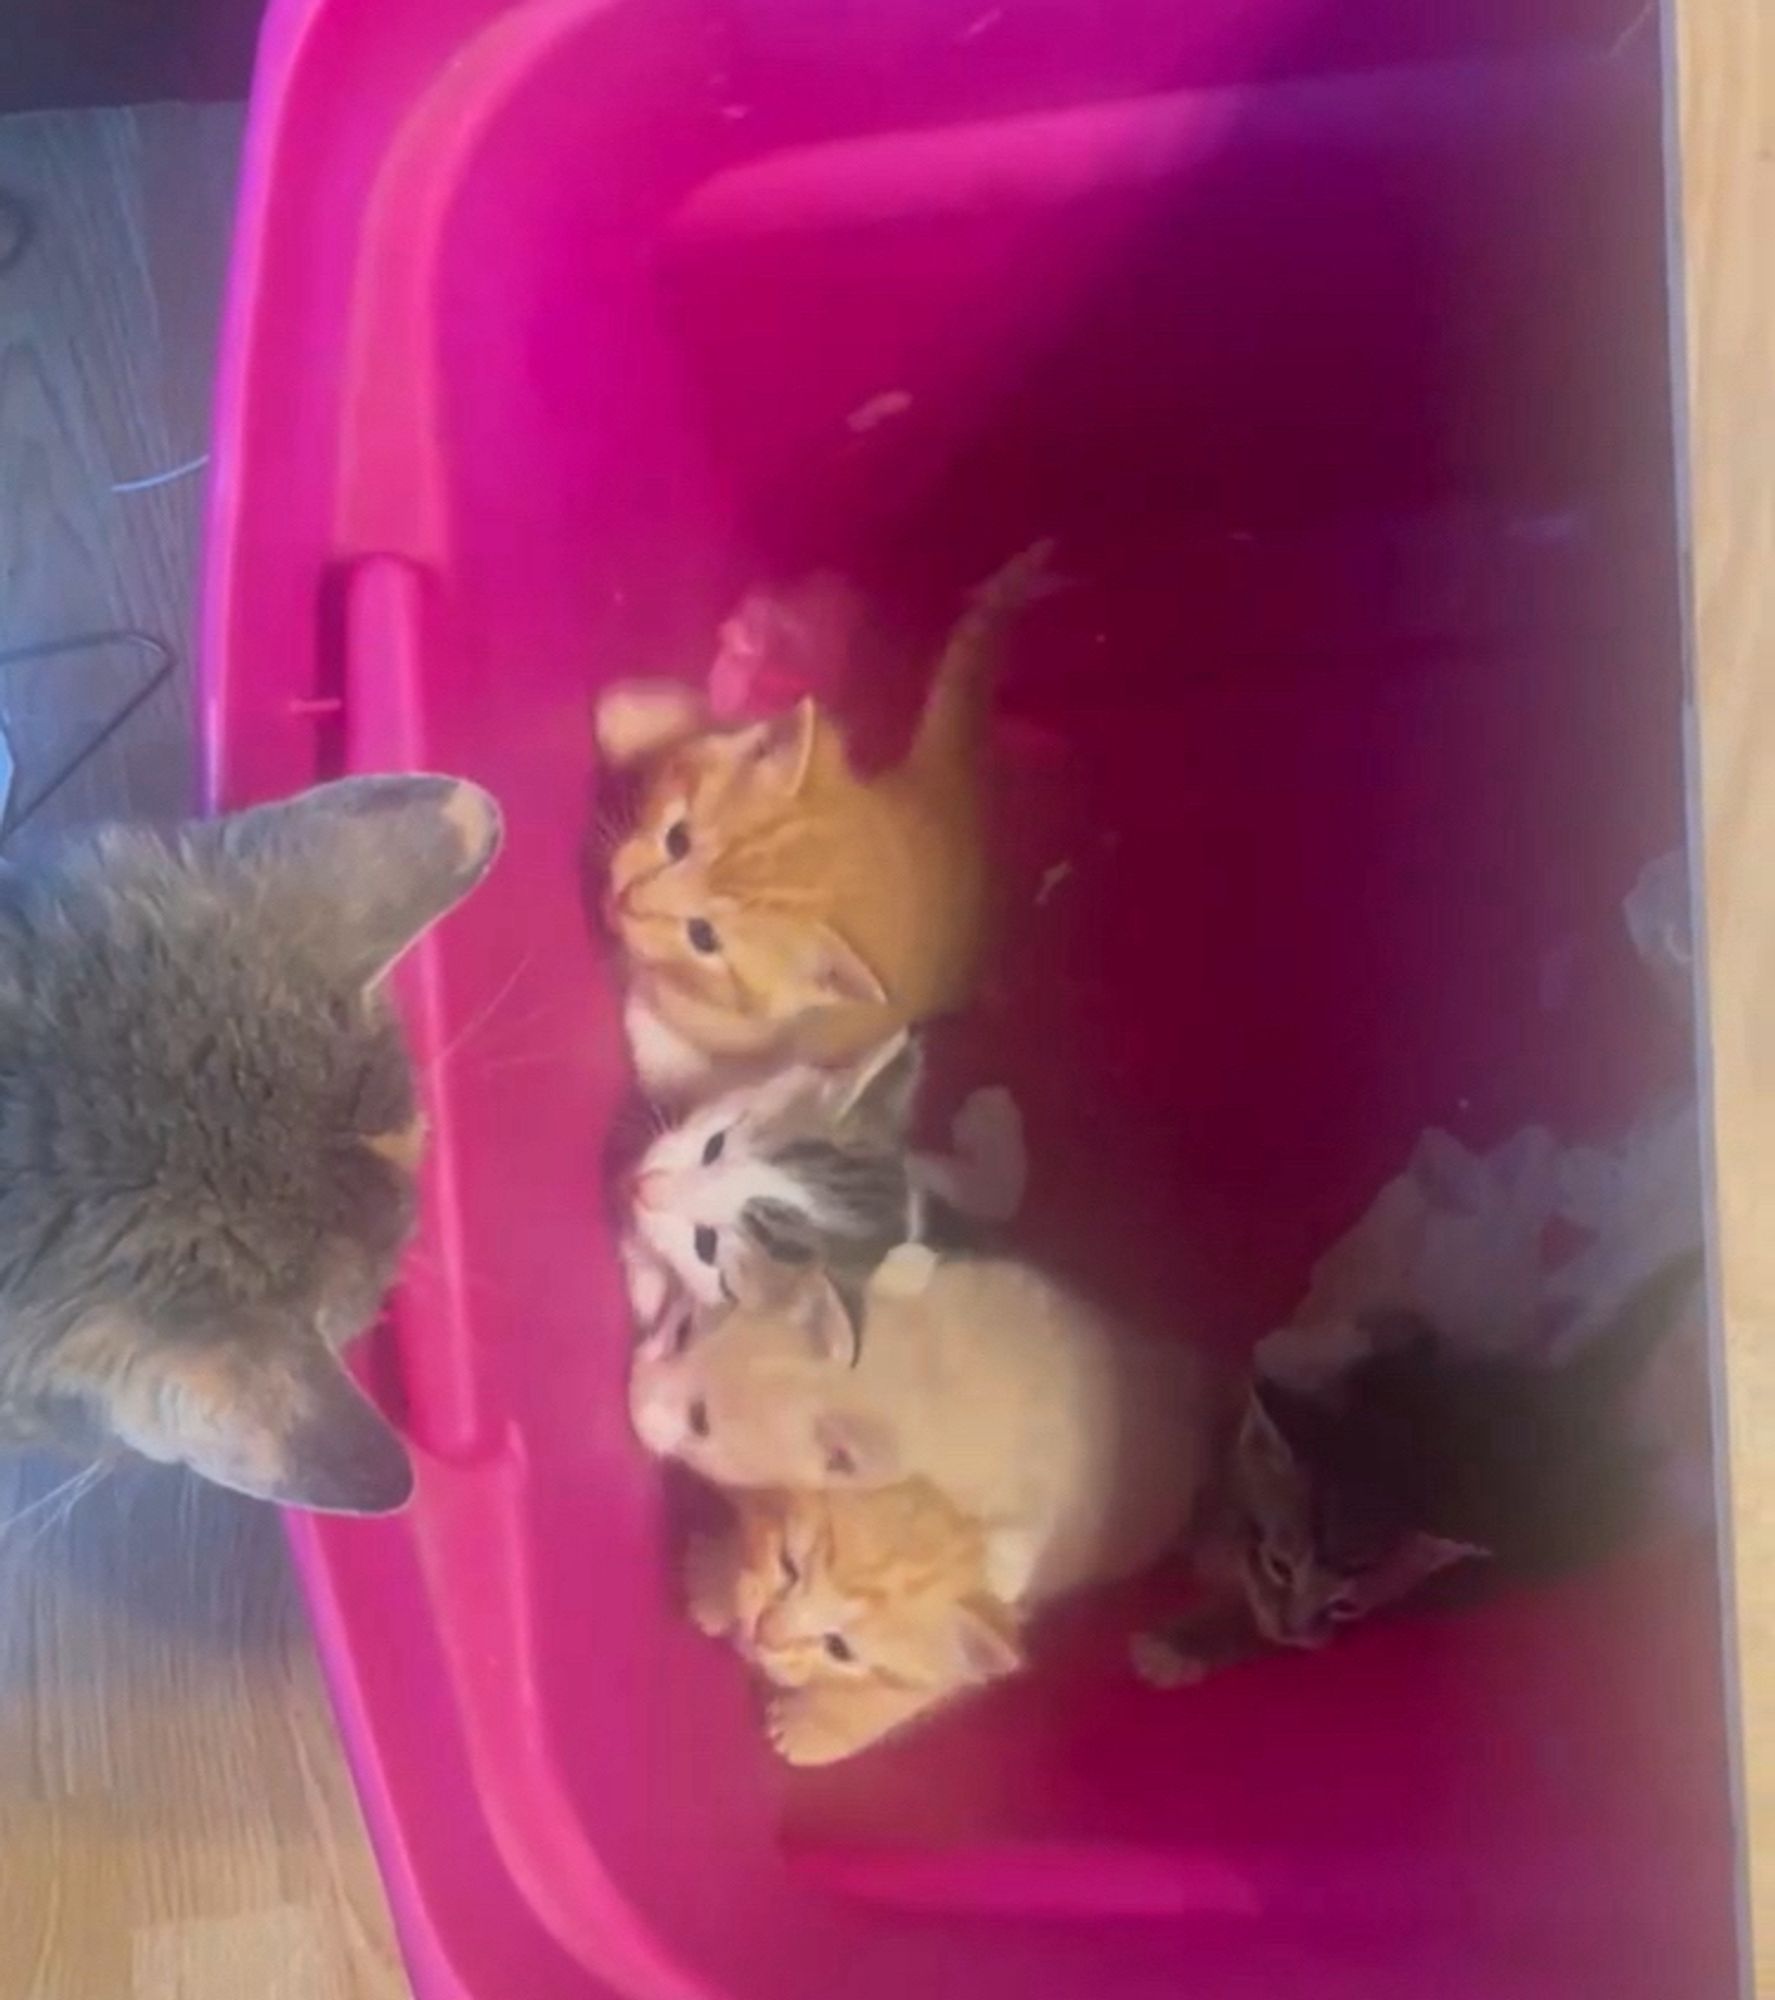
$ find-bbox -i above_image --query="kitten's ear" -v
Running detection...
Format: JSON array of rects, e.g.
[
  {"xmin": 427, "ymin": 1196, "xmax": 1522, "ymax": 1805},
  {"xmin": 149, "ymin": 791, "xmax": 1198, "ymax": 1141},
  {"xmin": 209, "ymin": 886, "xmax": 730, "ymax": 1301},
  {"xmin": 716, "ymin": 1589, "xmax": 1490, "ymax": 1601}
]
[
  {"xmin": 812, "ymin": 1409, "xmax": 897, "ymax": 1482},
  {"xmin": 797, "ymin": 924, "xmax": 889, "ymax": 1011},
  {"xmin": 787, "ymin": 1268, "xmax": 863, "ymax": 1365},
  {"xmin": 948, "ymin": 1598, "xmax": 1024, "ymax": 1684},
  {"xmin": 102, "ymin": 1327, "xmax": 413, "ymax": 1514},
  {"xmin": 216, "ymin": 774, "xmax": 502, "ymax": 989},
  {"xmin": 595, "ymin": 681, "xmax": 710, "ymax": 768},
  {"xmin": 1237, "ymin": 1389, "xmax": 1299, "ymax": 1480},
  {"xmin": 740, "ymin": 696, "xmax": 821, "ymax": 796},
  {"xmin": 832, "ymin": 1031, "xmax": 922, "ymax": 1133}
]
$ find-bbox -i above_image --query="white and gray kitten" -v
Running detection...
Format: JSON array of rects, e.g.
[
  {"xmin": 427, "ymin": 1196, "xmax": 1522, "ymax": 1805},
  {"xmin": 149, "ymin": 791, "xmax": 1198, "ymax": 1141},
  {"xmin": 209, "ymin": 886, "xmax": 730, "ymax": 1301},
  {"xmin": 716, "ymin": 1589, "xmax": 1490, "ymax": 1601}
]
[{"xmin": 621, "ymin": 1035, "xmax": 1025, "ymax": 1338}]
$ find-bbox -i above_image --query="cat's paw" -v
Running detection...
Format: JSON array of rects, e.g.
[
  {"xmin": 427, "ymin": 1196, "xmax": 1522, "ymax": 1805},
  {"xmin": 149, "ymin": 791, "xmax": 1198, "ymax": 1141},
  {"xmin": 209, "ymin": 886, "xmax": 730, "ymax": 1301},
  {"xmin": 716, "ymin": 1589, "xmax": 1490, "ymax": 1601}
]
[
  {"xmin": 872, "ymin": 1242, "xmax": 939, "ymax": 1299},
  {"xmin": 682, "ymin": 1534, "xmax": 734, "ymax": 1637},
  {"xmin": 766, "ymin": 1693, "xmax": 857, "ymax": 1768},
  {"xmin": 595, "ymin": 681, "xmax": 708, "ymax": 769},
  {"xmin": 1129, "ymin": 1632, "xmax": 1211, "ymax": 1690},
  {"xmin": 621, "ymin": 1237, "xmax": 673, "ymax": 1333},
  {"xmin": 948, "ymin": 1086, "xmax": 1028, "ymax": 1222},
  {"xmin": 982, "ymin": 1525, "xmax": 1042, "ymax": 1607}
]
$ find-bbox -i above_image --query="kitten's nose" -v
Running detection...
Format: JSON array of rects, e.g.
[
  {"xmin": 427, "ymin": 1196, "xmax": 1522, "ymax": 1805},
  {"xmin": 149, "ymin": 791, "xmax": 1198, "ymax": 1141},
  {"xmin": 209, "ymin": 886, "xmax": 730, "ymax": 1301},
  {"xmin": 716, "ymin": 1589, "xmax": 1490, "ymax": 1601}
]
[{"xmin": 634, "ymin": 1169, "xmax": 670, "ymax": 1211}]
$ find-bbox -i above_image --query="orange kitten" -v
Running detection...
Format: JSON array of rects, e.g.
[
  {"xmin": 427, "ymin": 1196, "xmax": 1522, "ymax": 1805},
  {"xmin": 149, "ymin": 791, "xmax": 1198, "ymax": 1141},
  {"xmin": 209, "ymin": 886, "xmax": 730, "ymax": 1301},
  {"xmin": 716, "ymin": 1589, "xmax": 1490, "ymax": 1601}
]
[
  {"xmin": 685, "ymin": 1480, "xmax": 1021, "ymax": 1766},
  {"xmin": 598, "ymin": 546, "xmax": 1052, "ymax": 1101}
]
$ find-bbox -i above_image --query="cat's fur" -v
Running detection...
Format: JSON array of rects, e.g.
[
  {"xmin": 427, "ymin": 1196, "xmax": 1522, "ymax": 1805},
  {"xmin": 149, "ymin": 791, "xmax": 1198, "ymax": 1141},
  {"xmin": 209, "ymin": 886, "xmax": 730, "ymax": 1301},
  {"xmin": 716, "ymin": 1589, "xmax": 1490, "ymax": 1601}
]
[
  {"xmin": 621, "ymin": 1034, "xmax": 937, "ymax": 1333},
  {"xmin": 621, "ymin": 1030, "xmax": 1025, "ymax": 1338},
  {"xmin": 0, "ymin": 775, "xmax": 501, "ymax": 1511},
  {"xmin": 685, "ymin": 1479, "xmax": 1021, "ymax": 1766},
  {"xmin": 630, "ymin": 1255, "xmax": 1225, "ymax": 1607},
  {"xmin": 1133, "ymin": 1249, "xmax": 1702, "ymax": 1684},
  {"xmin": 597, "ymin": 545, "xmax": 1051, "ymax": 1103}
]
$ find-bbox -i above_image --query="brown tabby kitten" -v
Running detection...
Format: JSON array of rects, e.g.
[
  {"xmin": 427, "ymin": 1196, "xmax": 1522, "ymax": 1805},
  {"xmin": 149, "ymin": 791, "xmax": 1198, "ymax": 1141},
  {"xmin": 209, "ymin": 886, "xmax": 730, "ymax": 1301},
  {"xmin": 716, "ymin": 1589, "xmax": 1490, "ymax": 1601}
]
[
  {"xmin": 1134, "ymin": 1249, "xmax": 1702, "ymax": 1685},
  {"xmin": 0, "ymin": 775, "xmax": 500, "ymax": 1512}
]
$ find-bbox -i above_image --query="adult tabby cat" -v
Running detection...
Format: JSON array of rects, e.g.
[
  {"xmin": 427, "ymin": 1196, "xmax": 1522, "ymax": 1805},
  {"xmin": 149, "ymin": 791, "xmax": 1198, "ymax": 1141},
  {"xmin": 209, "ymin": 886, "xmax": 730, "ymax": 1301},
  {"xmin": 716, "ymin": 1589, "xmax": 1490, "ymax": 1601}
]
[{"xmin": 0, "ymin": 774, "xmax": 500, "ymax": 1512}]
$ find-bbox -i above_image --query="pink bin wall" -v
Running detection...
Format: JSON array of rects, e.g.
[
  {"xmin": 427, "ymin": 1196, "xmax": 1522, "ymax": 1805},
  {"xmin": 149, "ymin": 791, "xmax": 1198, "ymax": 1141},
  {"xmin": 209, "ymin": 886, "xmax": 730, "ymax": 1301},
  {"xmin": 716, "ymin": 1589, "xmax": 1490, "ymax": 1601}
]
[{"xmin": 202, "ymin": 1, "xmax": 1744, "ymax": 1995}]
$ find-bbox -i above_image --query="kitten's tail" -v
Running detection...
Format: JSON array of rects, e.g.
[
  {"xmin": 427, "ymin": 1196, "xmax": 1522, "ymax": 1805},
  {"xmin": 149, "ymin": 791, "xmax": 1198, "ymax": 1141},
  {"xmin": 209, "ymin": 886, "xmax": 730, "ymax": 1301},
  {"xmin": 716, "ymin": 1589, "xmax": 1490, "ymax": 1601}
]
[
  {"xmin": 1554, "ymin": 1245, "xmax": 1704, "ymax": 1411},
  {"xmin": 904, "ymin": 540, "xmax": 1058, "ymax": 777}
]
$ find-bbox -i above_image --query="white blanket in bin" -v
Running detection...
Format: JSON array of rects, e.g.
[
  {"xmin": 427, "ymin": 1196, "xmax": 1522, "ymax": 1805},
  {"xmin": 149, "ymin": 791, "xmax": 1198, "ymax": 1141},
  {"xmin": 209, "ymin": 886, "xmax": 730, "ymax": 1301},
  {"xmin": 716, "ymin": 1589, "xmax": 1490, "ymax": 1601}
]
[{"xmin": 1261, "ymin": 848, "xmax": 1713, "ymax": 1533}]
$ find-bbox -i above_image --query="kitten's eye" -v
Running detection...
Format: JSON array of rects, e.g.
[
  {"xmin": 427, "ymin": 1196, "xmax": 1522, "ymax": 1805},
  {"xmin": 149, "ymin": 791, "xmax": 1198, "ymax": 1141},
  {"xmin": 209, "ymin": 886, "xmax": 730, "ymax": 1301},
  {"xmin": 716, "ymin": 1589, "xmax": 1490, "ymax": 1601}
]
[
  {"xmin": 664, "ymin": 819, "xmax": 691, "ymax": 861},
  {"xmin": 687, "ymin": 918, "xmax": 719, "ymax": 955},
  {"xmin": 1328, "ymin": 1596, "xmax": 1361, "ymax": 1624},
  {"xmin": 686, "ymin": 1397, "xmax": 710, "ymax": 1439},
  {"xmin": 1257, "ymin": 1546, "xmax": 1293, "ymax": 1590},
  {"xmin": 701, "ymin": 1129, "xmax": 727, "ymax": 1166},
  {"xmin": 822, "ymin": 1633, "xmax": 855, "ymax": 1663},
  {"xmin": 694, "ymin": 1225, "xmax": 719, "ymax": 1265}
]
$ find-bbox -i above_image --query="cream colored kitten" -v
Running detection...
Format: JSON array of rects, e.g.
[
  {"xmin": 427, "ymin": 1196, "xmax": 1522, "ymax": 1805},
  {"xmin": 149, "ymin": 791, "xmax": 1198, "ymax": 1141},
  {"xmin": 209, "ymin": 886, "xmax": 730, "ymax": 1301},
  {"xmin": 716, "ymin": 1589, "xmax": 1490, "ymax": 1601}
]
[{"xmin": 630, "ymin": 1256, "xmax": 1225, "ymax": 1607}]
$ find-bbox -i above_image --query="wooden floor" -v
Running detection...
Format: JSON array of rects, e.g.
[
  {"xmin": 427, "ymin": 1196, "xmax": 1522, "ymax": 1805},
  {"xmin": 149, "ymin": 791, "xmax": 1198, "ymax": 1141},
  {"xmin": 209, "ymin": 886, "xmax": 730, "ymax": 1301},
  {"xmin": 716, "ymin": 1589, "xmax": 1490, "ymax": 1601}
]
[
  {"xmin": 0, "ymin": 11, "xmax": 1768, "ymax": 1995},
  {"xmin": 1678, "ymin": 0, "xmax": 1775, "ymax": 1989},
  {"xmin": 0, "ymin": 106, "xmax": 406, "ymax": 2000}
]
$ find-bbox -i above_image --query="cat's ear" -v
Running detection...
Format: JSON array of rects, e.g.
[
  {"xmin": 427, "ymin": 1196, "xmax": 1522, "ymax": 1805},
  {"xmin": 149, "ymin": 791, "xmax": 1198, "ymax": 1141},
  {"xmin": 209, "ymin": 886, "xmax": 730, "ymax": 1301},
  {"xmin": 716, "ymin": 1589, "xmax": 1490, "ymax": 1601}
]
[
  {"xmin": 100, "ymin": 1325, "xmax": 413, "ymax": 1514},
  {"xmin": 832, "ymin": 1031, "xmax": 922, "ymax": 1133},
  {"xmin": 948, "ymin": 1598, "xmax": 1024, "ymax": 1684},
  {"xmin": 595, "ymin": 681, "xmax": 710, "ymax": 768},
  {"xmin": 740, "ymin": 696, "xmax": 821, "ymax": 796},
  {"xmin": 215, "ymin": 774, "xmax": 501, "ymax": 990},
  {"xmin": 812, "ymin": 1409, "xmax": 896, "ymax": 1482},
  {"xmin": 785, "ymin": 1268, "xmax": 863, "ymax": 1365},
  {"xmin": 1237, "ymin": 1388, "xmax": 1299, "ymax": 1480},
  {"xmin": 796, "ymin": 924, "xmax": 889, "ymax": 1011}
]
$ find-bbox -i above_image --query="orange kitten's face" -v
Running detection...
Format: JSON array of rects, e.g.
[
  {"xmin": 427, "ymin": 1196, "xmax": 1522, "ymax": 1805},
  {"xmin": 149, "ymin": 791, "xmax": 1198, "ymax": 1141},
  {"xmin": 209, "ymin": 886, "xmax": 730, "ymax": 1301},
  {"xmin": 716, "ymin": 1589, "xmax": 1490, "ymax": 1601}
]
[
  {"xmin": 604, "ymin": 699, "xmax": 886, "ymax": 1023},
  {"xmin": 732, "ymin": 1487, "xmax": 1020, "ymax": 1696}
]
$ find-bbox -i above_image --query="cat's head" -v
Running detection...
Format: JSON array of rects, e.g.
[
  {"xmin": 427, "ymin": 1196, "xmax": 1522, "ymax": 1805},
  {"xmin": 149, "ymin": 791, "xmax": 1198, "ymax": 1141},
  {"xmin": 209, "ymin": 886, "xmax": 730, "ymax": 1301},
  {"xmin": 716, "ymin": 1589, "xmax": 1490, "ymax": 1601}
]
[
  {"xmin": 731, "ymin": 1485, "xmax": 1021, "ymax": 1697},
  {"xmin": 1230, "ymin": 1383, "xmax": 1483, "ymax": 1647},
  {"xmin": 628, "ymin": 1267, "xmax": 897, "ymax": 1489},
  {"xmin": 0, "ymin": 775, "xmax": 501, "ymax": 1513},
  {"xmin": 626, "ymin": 1034, "xmax": 921, "ymax": 1311},
  {"xmin": 599, "ymin": 687, "xmax": 889, "ymax": 1025}
]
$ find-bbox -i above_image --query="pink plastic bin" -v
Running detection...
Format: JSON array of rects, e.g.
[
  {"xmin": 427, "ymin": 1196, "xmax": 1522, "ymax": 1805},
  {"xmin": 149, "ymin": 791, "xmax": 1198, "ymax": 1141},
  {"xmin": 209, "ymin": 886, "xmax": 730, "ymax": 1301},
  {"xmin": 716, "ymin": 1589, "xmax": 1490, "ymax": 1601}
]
[{"xmin": 202, "ymin": 0, "xmax": 1743, "ymax": 1994}]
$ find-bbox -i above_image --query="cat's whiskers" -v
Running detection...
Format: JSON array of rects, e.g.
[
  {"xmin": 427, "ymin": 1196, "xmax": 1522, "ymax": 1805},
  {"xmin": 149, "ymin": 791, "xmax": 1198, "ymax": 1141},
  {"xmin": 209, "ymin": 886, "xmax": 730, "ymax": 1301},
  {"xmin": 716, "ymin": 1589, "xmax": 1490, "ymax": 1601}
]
[
  {"xmin": 0, "ymin": 1456, "xmax": 108, "ymax": 1555},
  {"xmin": 418, "ymin": 955, "xmax": 539, "ymax": 1085}
]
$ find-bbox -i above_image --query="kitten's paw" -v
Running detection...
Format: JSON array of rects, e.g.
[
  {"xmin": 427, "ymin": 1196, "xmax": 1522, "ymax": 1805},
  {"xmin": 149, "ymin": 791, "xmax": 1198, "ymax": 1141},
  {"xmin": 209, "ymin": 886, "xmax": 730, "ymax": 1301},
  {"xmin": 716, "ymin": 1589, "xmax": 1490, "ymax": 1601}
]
[
  {"xmin": 621, "ymin": 1238, "xmax": 673, "ymax": 1333},
  {"xmin": 872, "ymin": 1242, "xmax": 939, "ymax": 1299},
  {"xmin": 1129, "ymin": 1632, "xmax": 1211, "ymax": 1690},
  {"xmin": 682, "ymin": 1535, "xmax": 734, "ymax": 1637},
  {"xmin": 982, "ymin": 1526, "xmax": 1042, "ymax": 1608},
  {"xmin": 595, "ymin": 681, "xmax": 708, "ymax": 768},
  {"xmin": 766, "ymin": 1694, "xmax": 857, "ymax": 1768},
  {"xmin": 623, "ymin": 996, "xmax": 722, "ymax": 1100},
  {"xmin": 948, "ymin": 1086, "xmax": 1028, "ymax": 1222}
]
